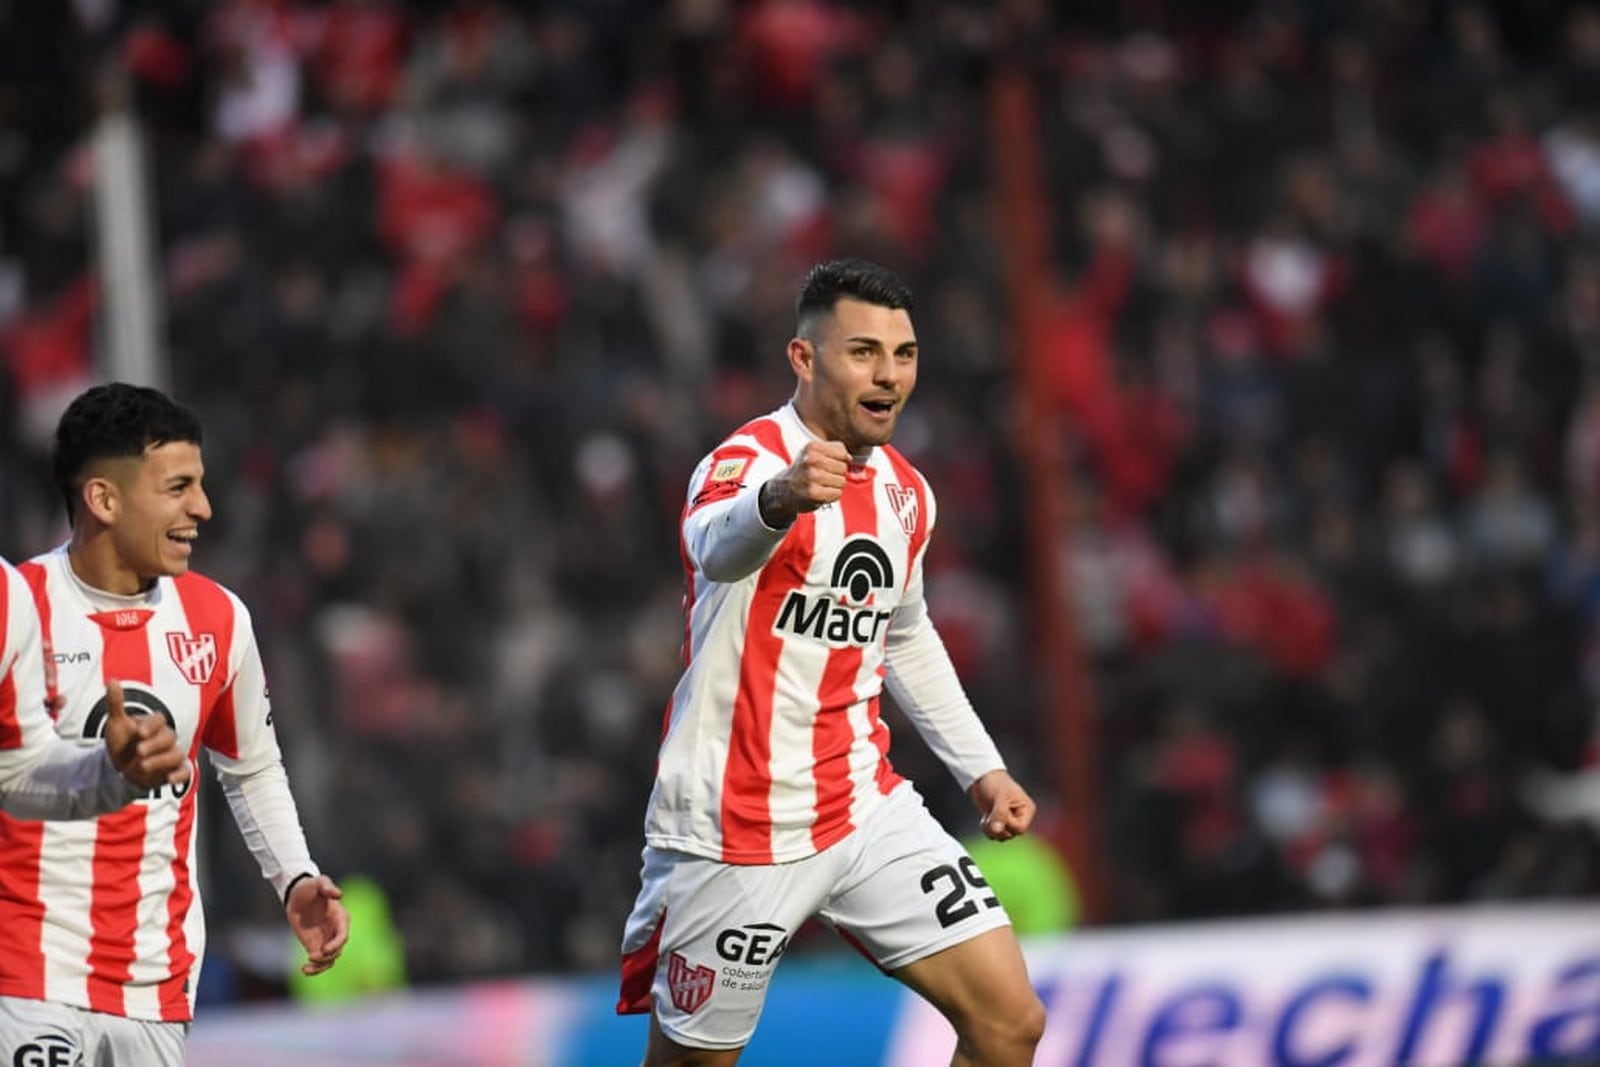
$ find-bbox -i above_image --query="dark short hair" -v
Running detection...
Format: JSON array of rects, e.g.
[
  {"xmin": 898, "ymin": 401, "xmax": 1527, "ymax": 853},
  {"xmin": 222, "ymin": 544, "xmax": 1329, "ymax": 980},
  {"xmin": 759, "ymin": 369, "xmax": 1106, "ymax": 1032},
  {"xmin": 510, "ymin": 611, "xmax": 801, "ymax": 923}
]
[
  {"xmin": 53, "ymin": 382, "xmax": 204, "ymax": 524},
  {"xmin": 795, "ymin": 259, "xmax": 914, "ymax": 331}
]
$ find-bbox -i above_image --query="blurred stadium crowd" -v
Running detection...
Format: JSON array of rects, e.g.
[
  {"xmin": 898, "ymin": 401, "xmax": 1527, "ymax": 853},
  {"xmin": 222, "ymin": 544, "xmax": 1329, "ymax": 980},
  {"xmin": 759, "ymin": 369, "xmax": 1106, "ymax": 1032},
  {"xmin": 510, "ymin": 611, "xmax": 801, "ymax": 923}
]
[{"xmin": 2, "ymin": 0, "xmax": 1600, "ymax": 997}]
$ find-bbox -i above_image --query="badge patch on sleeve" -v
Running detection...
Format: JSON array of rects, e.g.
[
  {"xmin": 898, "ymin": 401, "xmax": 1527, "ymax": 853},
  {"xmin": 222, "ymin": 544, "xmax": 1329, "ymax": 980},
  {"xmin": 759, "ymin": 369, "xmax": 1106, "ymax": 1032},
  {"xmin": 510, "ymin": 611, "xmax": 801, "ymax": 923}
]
[
  {"xmin": 691, "ymin": 449, "xmax": 754, "ymax": 509},
  {"xmin": 710, "ymin": 457, "xmax": 749, "ymax": 482}
]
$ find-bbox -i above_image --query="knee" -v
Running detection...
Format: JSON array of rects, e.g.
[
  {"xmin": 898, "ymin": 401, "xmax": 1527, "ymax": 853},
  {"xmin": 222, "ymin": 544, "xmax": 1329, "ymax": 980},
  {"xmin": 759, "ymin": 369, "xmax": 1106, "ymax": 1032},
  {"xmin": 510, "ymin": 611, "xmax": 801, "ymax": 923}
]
[
  {"xmin": 956, "ymin": 989, "xmax": 1046, "ymax": 1058},
  {"xmin": 1010, "ymin": 991, "xmax": 1048, "ymax": 1048}
]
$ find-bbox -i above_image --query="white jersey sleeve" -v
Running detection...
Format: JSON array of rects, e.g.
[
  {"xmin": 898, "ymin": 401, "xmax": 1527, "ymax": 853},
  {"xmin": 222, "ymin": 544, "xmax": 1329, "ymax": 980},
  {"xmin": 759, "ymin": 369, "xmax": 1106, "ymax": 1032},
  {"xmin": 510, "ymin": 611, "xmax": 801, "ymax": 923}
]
[
  {"xmin": 0, "ymin": 559, "xmax": 141, "ymax": 819},
  {"xmin": 883, "ymin": 489, "xmax": 1006, "ymax": 791},
  {"xmin": 0, "ymin": 744, "xmax": 141, "ymax": 820},
  {"xmin": 682, "ymin": 447, "xmax": 792, "ymax": 583},
  {"xmin": 208, "ymin": 601, "xmax": 318, "ymax": 901}
]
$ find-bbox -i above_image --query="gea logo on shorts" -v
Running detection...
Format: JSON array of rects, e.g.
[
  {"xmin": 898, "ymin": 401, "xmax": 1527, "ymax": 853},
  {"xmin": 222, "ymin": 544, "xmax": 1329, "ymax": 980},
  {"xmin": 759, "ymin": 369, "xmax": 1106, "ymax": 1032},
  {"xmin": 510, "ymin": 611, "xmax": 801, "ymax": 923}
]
[
  {"xmin": 774, "ymin": 538, "xmax": 896, "ymax": 647},
  {"xmin": 716, "ymin": 922, "xmax": 790, "ymax": 966},
  {"xmin": 13, "ymin": 1035, "xmax": 76, "ymax": 1067}
]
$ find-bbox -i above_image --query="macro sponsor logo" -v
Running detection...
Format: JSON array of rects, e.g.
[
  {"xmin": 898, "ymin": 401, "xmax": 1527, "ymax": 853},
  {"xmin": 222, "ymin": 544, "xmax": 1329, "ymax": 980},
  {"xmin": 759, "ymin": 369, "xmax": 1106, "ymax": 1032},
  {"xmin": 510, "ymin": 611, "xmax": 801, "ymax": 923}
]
[
  {"xmin": 49, "ymin": 651, "xmax": 90, "ymax": 665},
  {"xmin": 82, "ymin": 685, "xmax": 175, "ymax": 737},
  {"xmin": 12, "ymin": 1035, "xmax": 75, "ymax": 1067},
  {"xmin": 830, "ymin": 539, "xmax": 894, "ymax": 603},
  {"xmin": 774, "ymin": 538, "xmax": 895, "ymax": 647}
]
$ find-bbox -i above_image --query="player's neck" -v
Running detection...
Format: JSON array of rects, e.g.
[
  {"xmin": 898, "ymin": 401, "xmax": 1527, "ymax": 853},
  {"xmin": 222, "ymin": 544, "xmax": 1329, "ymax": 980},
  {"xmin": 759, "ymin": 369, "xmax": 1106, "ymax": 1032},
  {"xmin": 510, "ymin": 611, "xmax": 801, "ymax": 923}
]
[{"xmin": 67, "ymin": 535, "xmax": 155, "ymax": 597}]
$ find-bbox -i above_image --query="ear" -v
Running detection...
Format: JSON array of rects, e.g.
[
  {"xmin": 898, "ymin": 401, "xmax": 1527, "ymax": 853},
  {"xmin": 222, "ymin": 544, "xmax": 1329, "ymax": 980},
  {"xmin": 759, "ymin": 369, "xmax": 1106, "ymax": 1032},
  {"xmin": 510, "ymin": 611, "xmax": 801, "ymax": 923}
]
[
  {"xmin": 81, "ymin": 476, "xmax": 120, "ymax": 526},
  {"xmin": 787, "ymin": 337, "xmax": 815, "ymax": 382}
]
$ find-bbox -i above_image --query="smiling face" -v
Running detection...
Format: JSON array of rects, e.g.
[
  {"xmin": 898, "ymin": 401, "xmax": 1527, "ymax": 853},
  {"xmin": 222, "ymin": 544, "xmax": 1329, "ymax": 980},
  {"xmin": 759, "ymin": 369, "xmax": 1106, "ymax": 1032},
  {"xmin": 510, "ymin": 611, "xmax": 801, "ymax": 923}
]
[
  {"xmin": 90, "ymin": 441, "xmax": 212, "ymax": 592},
  {"xmin": 789, "ymin": 296, "xmax": 919, "ymax": 455}
]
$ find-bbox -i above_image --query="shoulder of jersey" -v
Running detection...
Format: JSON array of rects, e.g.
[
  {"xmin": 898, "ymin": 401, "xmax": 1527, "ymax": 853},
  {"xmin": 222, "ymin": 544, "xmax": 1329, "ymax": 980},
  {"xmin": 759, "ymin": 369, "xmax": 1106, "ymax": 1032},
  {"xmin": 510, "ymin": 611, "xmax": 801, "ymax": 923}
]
[
  {"xmin": 725, "ymin": 415, "xmax": 790, "ymax": 459},
  {"xmin": 172, "ymin": 569, "xmax": 247, "ymax": 607}
]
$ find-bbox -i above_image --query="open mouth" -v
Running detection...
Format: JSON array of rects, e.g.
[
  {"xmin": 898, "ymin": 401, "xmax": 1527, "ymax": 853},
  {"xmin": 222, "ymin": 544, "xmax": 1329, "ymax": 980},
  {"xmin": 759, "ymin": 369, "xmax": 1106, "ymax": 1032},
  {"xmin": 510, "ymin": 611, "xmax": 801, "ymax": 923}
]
[{"xmin": 861, "ymin": 398, "xmax": 896, "ymax": 417}]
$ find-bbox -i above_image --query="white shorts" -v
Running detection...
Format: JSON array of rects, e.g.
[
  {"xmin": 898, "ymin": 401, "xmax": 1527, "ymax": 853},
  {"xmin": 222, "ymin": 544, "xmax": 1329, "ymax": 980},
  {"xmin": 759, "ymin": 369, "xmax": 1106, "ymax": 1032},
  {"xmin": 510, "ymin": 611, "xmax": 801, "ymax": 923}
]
[
  {"xmin": 617, "ymin": 783, "xmax": 1012, "ymax": 1050},
  {"xmin": 0, "ymin": 996, "xmax": 187, "ymax": 1067}
]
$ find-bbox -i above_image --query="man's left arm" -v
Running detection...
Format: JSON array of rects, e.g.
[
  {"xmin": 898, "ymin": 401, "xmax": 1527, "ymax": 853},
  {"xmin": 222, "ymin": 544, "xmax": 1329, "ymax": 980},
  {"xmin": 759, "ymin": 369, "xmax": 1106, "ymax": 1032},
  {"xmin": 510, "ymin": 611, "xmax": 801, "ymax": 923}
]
[
  {"xmin": 883, "ymin": 599, "xmax": 1037, "ymax": 841},
  {"xmin": 211, "ymin": 608, "xmax": 348, "ymax": 974},
  {"xmin": 0, "ymin": 590, "xmax": 187, "ymax": 819}
]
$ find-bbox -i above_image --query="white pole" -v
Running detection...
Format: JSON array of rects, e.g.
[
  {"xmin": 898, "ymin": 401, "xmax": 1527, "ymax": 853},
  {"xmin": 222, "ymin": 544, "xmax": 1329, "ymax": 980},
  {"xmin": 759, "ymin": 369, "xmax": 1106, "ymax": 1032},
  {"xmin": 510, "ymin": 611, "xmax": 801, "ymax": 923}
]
[{"xmin": 90, "ymin": 90, "xmax": 167, "ymax": 390}]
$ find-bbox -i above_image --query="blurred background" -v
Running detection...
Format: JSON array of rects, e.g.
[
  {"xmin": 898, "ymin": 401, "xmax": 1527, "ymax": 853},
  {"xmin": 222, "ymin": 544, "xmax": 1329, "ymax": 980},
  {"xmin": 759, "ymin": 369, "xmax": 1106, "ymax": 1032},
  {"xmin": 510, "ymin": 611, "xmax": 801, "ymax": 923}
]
[{"xmin": 3, "ymin": 0, "xmax": 1600, "ymax": 1063}]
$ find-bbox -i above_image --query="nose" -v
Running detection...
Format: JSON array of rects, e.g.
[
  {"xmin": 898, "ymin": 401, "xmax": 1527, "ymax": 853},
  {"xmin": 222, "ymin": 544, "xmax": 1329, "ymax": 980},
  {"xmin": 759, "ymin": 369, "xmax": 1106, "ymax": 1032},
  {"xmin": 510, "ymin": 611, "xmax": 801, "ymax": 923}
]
[
  {"xmin": 874, "ymin": 353, "xmax": 904, "ymax": 386},
  {"xmin": 189, "ymin": 485, "xmax": 213, "ymax": 521}
]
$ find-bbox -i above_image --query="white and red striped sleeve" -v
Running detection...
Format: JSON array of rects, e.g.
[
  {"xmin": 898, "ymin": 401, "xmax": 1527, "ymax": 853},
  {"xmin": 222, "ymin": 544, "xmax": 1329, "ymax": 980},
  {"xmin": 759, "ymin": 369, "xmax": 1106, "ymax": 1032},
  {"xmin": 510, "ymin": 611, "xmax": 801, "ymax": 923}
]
[
  {"xmin": 682, "ymin": 431, "xmax": 793, "ymax": 583},
  {"xmin": 0, "ymin": 559, "xmax": 139, "ymax": 818},
  {"xmin": 0, "ymin": 558, "xmax": 58, "ymax": 781}
]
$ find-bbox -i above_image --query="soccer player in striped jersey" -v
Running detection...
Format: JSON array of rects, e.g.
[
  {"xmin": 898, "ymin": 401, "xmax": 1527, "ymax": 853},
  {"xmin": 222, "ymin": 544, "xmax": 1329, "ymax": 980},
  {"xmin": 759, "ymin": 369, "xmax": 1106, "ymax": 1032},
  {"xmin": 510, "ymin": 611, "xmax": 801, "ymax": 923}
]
[
  {"xmin": 619, "ymin": 260, "xmax": 1046, "ymax": 1065},
  {"xmin": 0, "ymin": 383, "xmax": 349, "ymax": 1066},
  {"xmin": 1, "ymin": 556, "xmax": 189, "ymax": 817}
]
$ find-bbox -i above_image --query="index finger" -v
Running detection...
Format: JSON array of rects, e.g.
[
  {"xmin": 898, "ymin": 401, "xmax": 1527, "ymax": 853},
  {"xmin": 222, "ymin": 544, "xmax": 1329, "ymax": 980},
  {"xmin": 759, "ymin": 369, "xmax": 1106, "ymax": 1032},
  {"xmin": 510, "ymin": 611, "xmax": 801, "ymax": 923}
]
[{"xmin": 811, "ymin": 440, "xmax": 853, "ymax": 464}]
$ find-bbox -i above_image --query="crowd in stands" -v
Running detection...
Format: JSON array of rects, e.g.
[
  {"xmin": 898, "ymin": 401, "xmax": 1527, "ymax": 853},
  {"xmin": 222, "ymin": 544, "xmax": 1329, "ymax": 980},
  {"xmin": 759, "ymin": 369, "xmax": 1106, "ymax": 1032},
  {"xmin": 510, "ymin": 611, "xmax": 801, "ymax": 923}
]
[{"xmin": 2, "ymin": 0, "xmax": 1598, "ymax": 995}]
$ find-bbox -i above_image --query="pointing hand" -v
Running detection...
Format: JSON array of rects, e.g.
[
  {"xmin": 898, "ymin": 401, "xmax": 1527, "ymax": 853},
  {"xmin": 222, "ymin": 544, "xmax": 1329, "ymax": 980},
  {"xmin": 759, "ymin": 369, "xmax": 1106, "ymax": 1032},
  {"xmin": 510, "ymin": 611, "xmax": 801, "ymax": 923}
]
[{"xmin": 102, "ymin": 679, "xmax": 190, "ymax": 791}]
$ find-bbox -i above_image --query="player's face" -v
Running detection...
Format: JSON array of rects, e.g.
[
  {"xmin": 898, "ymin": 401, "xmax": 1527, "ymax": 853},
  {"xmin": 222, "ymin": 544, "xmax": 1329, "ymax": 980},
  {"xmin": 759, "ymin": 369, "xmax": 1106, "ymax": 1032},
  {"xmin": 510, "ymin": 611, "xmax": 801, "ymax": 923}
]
[
  {"xmin": 790, "ymin": 297, "xmax": 918, "ymax": 455},
  {"xmin": 107, "ymin": 441, "xmax": 211, "ymax": 587}
]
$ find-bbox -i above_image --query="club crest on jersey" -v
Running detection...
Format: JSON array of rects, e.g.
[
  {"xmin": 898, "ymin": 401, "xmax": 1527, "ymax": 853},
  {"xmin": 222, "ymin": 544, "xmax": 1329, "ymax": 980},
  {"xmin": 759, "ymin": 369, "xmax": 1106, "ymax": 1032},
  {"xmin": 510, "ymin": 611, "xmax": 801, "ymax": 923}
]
[
  {"xmin": 884, "ymin": 483, "xmax": 919, "ymax": 537},
  {"xmin": 667, "ymin": 952, "xmax": 715, "ymax": 1014},
  {"xmin": 166, "ymin": 632, "xmax": 218, "ymax": 685}
]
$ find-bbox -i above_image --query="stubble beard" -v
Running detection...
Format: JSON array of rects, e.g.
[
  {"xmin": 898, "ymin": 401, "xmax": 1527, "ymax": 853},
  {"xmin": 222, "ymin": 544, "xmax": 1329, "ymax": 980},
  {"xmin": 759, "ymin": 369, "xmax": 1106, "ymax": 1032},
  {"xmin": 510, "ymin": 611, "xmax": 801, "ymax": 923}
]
[{"xmin": 850, "ymin": 421, "xmax": 895, "ymax": 458}]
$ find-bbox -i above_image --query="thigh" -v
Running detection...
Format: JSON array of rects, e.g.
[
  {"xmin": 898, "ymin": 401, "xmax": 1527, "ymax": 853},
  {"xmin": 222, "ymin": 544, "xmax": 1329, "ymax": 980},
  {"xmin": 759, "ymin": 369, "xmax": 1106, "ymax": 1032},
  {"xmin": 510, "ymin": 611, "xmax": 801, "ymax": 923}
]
[
  {"xmin": 0, "ymin": 997, "xmax": 85, "ymax": 1067},
  {"xmin": 82, "ymin": 1012, "xmax": 186, "ymax": 1067},
  {"xmin": 621, "ymin": 848, "xmax": 830, "ymax": 1052},
  {"xmin": 892, "ymin": 925, "xmax": 1038, "ymax": 1037},
  {"xmin": 818, "ymin": 786, "xmax": 1012, "ymax": 971}
]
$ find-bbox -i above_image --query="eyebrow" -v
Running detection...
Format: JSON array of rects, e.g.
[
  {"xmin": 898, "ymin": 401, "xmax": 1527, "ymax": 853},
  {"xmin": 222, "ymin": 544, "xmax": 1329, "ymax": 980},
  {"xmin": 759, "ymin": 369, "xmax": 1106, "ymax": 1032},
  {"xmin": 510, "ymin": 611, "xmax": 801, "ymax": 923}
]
[{"xmin": 843, "ymin": 335, "xmax": 918, "ymax": 353}]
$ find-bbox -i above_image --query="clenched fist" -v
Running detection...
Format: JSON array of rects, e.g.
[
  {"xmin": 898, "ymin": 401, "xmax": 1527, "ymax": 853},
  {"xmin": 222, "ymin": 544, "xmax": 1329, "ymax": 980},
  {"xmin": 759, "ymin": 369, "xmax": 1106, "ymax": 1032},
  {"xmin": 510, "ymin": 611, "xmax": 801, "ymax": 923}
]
[
  {"xmin": 758, "ymin": 440, "xmax": 853, "ymax": 527},
  {"xmin": 969, "ymin": 769, "xmax": 1036, "ymax": 842}
]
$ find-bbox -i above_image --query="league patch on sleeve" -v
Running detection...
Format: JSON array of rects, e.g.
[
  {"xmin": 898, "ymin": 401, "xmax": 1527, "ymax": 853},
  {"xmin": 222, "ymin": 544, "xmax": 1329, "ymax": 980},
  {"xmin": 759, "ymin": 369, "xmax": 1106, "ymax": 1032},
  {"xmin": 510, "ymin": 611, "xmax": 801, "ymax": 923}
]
[
  {"xmin": 710, "ymin": 456, "xmax": 749, "ymax": 482},
  {"xmin": 691, "ymin": 449, "xmax": 754, "ymax": 509}
]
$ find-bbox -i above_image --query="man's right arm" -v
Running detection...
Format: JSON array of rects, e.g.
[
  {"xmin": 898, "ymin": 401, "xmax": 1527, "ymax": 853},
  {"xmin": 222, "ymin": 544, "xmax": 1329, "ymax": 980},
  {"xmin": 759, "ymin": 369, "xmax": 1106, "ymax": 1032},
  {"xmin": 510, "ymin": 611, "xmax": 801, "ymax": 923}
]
[
  {"xmin": 0, "ymin": 744, "xmax": 143, "ymax": 820},
  {"xmin": 0, "ymin": 566, "xmax": 186, "ymax": 819},
  {"xmin": 682, "ymin": 446, "xmax": 791, "ymax": 583},
  {"xmin": 685, "ymin": 439, "xmax": 852, "ymax": 582},
  {"xmin": 0, "ymin": 680, "xmax": 190, "ymax": 820}
]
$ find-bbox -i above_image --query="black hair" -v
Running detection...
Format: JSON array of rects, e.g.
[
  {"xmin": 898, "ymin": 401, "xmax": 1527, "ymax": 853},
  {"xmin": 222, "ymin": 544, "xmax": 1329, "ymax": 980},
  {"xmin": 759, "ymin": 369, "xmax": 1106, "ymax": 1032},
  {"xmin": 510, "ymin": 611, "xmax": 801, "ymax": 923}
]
[
  {"xmin": 795, "ymin": 258, "xmax": 915, "ymax": 331},
  {"xmin": 53, "ymin": 382, "xmax": 203, "ymax": 525}
]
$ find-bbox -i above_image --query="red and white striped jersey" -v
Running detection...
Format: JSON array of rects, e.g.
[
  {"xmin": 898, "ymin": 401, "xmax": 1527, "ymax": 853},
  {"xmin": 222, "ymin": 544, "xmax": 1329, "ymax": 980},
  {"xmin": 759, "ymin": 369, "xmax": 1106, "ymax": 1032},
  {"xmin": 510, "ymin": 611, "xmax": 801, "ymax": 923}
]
[
  {"xmin": 644, "ymin": 403, "xmax": 1004, "ymax": 865},
  {"xmin": 0, "ymin": 559, "xmax": 54, "ymax": 787},
  {"xmin": 0, "ymin": 547, "xmax": 292, "ymax": 1022}
]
